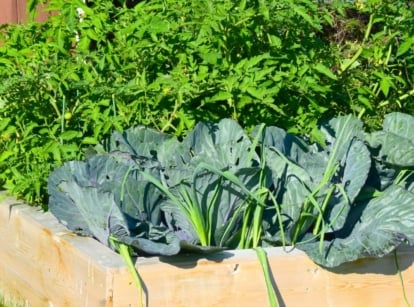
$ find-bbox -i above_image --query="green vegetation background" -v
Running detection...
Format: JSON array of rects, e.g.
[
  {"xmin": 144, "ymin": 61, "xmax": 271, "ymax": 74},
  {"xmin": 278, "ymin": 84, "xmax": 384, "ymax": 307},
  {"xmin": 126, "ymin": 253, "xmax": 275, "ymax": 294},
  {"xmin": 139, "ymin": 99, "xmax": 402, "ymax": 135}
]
[{"xmin": 0, "ymin": 0, "xmax": 413, "ymax": 206}]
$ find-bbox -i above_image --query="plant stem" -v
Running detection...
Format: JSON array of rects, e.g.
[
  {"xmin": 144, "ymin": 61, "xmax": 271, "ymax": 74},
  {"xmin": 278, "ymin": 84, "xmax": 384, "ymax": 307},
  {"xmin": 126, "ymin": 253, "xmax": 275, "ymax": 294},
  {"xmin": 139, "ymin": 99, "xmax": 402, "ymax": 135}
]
[
  {"xmin": 255, "ymin": 247, "xmax": 279, "ymax": 307},
  {"xmin": 60, "ymin": 96, "xmax": 66, "ymax": 145},
  {"xmin": 379, "ymin": 88, "xmax": 414, "ymax": 107},
  {"xmin": 393, "ymin": 249, "xmax": 412, "ymax": 307},
  {"xmin": 312, "ymin": 184, "xmax": 336, "ymax": 236},
  {"xmin": 110, "ymin": 236, "xmax": 145, "ymax": 307},
  {"xmin": 339, "ymin": 13, "xmax": 375, "ymax": 74}
]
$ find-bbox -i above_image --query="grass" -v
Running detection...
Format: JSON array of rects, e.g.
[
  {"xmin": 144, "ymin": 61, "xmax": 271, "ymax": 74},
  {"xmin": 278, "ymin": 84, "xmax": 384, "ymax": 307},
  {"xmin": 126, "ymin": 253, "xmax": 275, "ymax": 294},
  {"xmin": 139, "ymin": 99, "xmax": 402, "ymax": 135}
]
[{"xmin": 0, "ymin": 293, "xmax": 27, "ymax": 307}]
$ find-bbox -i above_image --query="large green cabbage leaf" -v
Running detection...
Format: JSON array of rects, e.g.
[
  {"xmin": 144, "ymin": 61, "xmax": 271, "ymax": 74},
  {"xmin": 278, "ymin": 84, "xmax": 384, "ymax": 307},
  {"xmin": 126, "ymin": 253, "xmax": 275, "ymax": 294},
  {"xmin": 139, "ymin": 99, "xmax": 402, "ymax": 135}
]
[
  {"xmin": 48, "ymin": 119, "xmax": 266, "ymax": 255},
  {"xmin": 255, "ymin": 115, "xmax": 371, "ymax": 245},
  {"xmin": 48, "ymin": 113, "xmax": 414, "ymax": 267},
  {"xmin": 299, "ymin": 185, "xmax": 414, "ymax": 267},
  {"xmin": 368, "ymin": 112, "xmax": 414, "ymax": 167},
  {"xmin": 48, "ymin": 155, "xmax": 181, "ymax": 255}
]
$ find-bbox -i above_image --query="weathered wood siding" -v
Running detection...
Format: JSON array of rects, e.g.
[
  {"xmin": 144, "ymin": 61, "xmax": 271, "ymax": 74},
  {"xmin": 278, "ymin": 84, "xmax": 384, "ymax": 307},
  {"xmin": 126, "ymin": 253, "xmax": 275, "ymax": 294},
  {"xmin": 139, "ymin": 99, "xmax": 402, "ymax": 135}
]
[{"xmin": 0, "ymin": 0, "xmax": 50, "ymax": 24}]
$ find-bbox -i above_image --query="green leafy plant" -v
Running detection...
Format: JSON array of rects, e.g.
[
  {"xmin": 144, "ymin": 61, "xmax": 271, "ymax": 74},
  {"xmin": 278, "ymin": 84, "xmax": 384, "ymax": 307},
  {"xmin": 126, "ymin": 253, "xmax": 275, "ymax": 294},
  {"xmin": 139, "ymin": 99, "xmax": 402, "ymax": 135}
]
[
  {"xmin": 48, "ymin": 113, "xmax": 414, "ymax": 268},
  {"xmin": 47, "ymin": 112, "xmax": 414, "ymax": 305},
  {"xmin": 320, "ymin": 0, "xmax": 414, "ymax": 126},
  {"xmin": 3, "ymin": 0, "xmax": 414, "ymax": 206},
  {"xmin": 47, "ymin": 118, "xmax": 281, "ymax": 305},
  {"xmin": 47, "ymin": 119, "xmax": 272, "ymax": 254}
]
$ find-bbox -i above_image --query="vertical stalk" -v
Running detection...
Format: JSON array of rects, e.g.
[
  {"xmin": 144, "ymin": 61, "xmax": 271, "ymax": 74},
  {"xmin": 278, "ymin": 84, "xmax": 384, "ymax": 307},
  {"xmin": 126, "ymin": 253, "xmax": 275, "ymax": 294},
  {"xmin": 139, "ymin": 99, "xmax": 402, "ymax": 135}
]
[
  {"xmin": 255, "ymin": 247, "xmax": 279, "ymax": 307},
  {"xmin": 60, "ymin": 96, "xmax": 66, "ymax": 144},
  {"xmin": 394, "ymin": 249, "xmax": 412, "ymax": 307},
  {"xmin": 340, "ymin": 13, "xmax": 375, "ymax": 74},
  {"xmin": 110, "ymin": 236, "xmax": 145, "ymax": 307},
  {"xmin": 112, "ymin": 94, "xmax": 117, "ymax": 117}
]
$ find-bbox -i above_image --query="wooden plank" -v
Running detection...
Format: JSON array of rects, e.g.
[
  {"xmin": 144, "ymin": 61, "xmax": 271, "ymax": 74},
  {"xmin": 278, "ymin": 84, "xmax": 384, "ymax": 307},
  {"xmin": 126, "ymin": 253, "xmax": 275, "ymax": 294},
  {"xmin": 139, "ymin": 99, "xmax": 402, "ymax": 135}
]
[
  {"xmin": 16, "ymin": 0, "xmax": 52, "ymax": 23},
  {"xmin": 0, "ymin": 0, "xmax": 52, "ymax": 24},
  {"xmin": 0, "ymin": 0, "xmax": 18, "ymax": 24},
  {"xmin": 133, "ymin": 246, "xmax": 414, "ymax": 307},
  {"xmin": 0, "ymin": 195, "xmax": 140, "ymax": 306},
  {"xmin": 0, "ymin": 195, "xmax": 413, "ymax": 306}
]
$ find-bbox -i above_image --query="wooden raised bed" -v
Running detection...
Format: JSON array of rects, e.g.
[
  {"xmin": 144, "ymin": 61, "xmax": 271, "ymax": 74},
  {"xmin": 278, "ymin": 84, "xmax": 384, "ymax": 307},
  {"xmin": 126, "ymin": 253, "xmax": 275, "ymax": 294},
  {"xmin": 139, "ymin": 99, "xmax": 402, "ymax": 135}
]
[{"xmin": 0, "ymin": 194, "xmax": 413, "ymax": 306}]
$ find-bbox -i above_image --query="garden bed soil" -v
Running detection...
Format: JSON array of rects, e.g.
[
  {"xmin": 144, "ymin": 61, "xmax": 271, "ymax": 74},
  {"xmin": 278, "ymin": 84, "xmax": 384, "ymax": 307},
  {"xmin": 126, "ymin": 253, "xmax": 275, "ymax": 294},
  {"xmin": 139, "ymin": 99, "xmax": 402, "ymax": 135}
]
[{"xmin": 0, "ymin": 194, "xmax": 413, "ymax": 306}]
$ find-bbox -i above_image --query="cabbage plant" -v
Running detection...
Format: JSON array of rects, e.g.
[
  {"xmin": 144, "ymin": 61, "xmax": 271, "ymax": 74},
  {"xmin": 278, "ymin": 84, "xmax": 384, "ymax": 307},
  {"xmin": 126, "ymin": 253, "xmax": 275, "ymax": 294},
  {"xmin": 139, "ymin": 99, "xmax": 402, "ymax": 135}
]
[{"xmin": 48, "ymin": 112, "xmax": 414, "ymax": 268}]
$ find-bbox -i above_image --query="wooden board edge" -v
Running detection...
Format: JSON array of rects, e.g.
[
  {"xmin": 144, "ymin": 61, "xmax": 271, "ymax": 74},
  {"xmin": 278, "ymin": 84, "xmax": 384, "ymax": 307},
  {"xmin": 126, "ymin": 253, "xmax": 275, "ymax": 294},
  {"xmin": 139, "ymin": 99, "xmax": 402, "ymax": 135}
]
[{"xmin": 0, "ymin": 194, "xmax": 413, "ymax": 306}]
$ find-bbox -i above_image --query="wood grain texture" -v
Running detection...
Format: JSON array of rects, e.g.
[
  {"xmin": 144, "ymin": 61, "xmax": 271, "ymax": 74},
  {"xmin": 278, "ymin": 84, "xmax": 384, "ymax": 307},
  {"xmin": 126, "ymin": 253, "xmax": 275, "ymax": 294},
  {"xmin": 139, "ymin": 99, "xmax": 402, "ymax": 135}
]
[
  {"xmin": 0, "ymin": 0, "xmax": 18, "ymax": 24},
  {"xmin": 0, "ymin": 0, "xmax": 52, "ymax": 24},
  {"xmin": 0, "ymin": 195, "xmax": 413, "ymax": 306},
  {"xmin": 0, "ymin": 195, "xmax": 140, "ymax": 306}
]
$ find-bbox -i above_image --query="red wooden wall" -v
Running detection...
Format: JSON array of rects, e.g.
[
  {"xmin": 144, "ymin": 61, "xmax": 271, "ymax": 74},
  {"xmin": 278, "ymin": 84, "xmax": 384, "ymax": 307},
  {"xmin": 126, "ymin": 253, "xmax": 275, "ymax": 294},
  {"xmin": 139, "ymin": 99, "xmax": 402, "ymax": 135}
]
[{"xmin": 0, "ymin": 0, "xmax": 51, "ymax": 24}]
